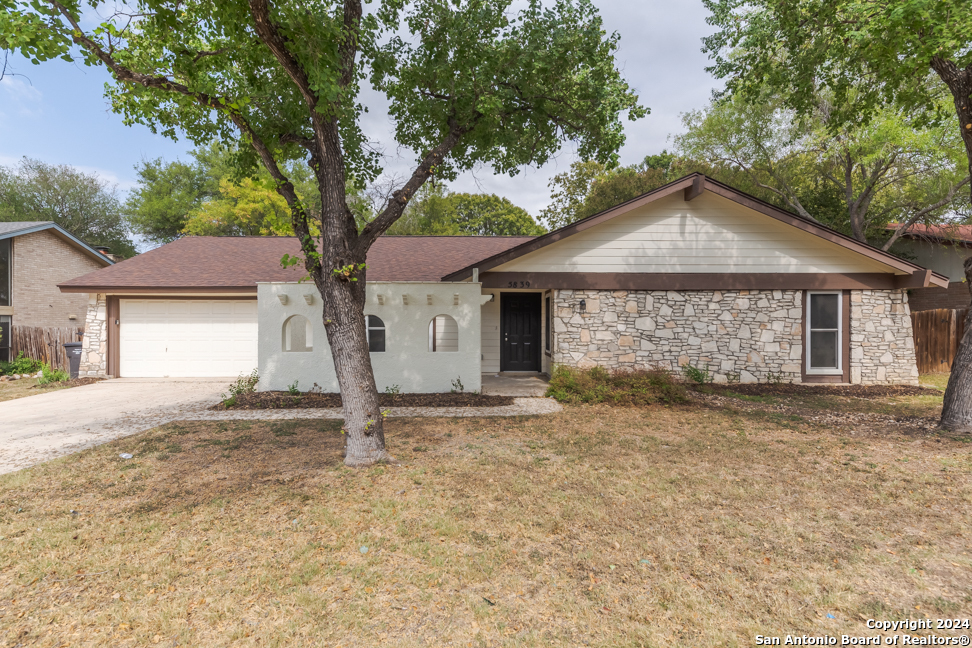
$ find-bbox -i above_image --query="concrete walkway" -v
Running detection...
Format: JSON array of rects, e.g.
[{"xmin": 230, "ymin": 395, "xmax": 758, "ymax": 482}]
[
  {"xmin": 0, "ymin": 378, "xmax": 561, "ymax": 475},
  {"xmin": 481, "ymin": 373, "xmax": 550, "ymax": 397}
]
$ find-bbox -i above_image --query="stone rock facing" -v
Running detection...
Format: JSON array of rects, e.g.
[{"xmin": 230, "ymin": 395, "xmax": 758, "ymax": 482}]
[
  {"xmin": 78, "ymin": 293, "xmax": 108, "ymax": 377},
  {"xmin": 552, "ymin": 288, "xmax": 920, "ymax": 385},
  {"xmin": 850, "ymin": 289, "xmax": 918, "ymax": 385},
  {"xmin": 553, "ymin": 289, "xmax": 803, "ymax": 384}
]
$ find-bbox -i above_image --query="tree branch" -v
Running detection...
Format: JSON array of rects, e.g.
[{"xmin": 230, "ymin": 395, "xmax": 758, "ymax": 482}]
[
  {"xmin": 881, "ymin": 175, "xmax": 972, "ymax": 251},
  {"xmin": 340, "ymin": 0, "xmax": 362, "ymax": 89},
  {"xmin": 247, "ymin": 0, "xmax": 320, "ymax": 113},
  {"xmin": 44, "ymin": 0, "xmax": 319, "ymax": 273},
  {"xmin": 356, "ymin": 120, "xmax": 471, "ymax": 251}
]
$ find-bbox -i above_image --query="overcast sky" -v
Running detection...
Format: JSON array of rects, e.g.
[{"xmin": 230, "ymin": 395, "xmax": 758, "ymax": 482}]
[{"xmin": 0, "ymin": 0, "xmax": 722, "ymax": 217}]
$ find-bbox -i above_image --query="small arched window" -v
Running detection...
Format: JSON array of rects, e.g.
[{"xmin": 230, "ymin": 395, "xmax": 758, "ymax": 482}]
[
  {"xmin": 366, "ymin": 315, "xmax": 385, "ymax": 353},
  {"xmin": 283, "ymin": 315, "xmax": 313, "ymax": 352},
  {"xmin": 428, "ymin": 314, "xmax": 458, "ymax": 352}
]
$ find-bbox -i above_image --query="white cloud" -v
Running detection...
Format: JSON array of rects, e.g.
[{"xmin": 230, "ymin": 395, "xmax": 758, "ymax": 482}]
[{"xmin": 0, "ymin": 76, "xmax": 43, "ymax": 116}]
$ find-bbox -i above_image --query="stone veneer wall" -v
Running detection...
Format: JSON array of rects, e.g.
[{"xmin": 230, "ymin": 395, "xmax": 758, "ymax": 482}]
[
  {"xmin": 78, "ymin": 293, "xmax": 108, "ymax": 377},
  {"xmin": 552, "ymin": 289, "xmax": 803, "ymax": 384},
  {"xmin": 850, "ymin": 289, "xmax": 918, "ymax": 385},
  {"xmin": 553, "ymin": 288, "xmax": 920, "ymax": 385}
]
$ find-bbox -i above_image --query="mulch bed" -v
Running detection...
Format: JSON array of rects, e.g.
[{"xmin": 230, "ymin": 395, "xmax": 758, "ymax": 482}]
[
  {"xmin": 213, "ymin": 391, "xmax": 516, "ymax": 410},
  {"xmin": 699, "ymin": 383, "xmax": 941, "ymax": 398}
]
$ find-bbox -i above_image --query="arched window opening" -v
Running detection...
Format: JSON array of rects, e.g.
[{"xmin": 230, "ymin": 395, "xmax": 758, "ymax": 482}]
[
  {"xmin": 282, "ymin": 315, "xmax": 313, "ymax": 352},
  {"xmin": 366, "ymin": 315, "xmax": 385, "ymax": 353},
  {"xmin": 428, "ymin": 315, "xmax": 459, "ymax": 352}
]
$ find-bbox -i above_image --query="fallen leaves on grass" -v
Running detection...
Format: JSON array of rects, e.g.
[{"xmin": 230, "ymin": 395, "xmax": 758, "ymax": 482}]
[{"xmin": 0, "ymin": 399, "xmax": 970, "ymax": 647}]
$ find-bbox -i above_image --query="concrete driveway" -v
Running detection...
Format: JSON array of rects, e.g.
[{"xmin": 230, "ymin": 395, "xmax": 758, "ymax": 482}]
[{"xmin": 0, "ymin": 378, "xmax": 228, "ymax": 475}]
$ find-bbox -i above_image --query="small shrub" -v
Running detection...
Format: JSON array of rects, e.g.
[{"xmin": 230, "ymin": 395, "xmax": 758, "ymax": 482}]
[
  {"xmin": 681, "ymin": 363, "xmax": 711, "ymax": 385},
  {"xmin": 36, "ymin": 363, "xmax": 70, "ymax": 385},
  {"xmin": 451, "ymin": 376, "xmax": 464, "ymax": 393},
  {"xmin": 225, "ymin": 369, "xmax": 259, "ymax": 398},
  {"xmin": 546, "ymin": 365, "xmax": 687, "ymax": 406},
  {"xmin": 0, "ymin": 352, "xmax": 43, "ymax": 376},
  {"xmin": 384, "ymin": 384, "xmax": 401, "ymax": 396},
  {"xmin": 287, "ymin": 380, "xmax": 300, "ymax": 396}
]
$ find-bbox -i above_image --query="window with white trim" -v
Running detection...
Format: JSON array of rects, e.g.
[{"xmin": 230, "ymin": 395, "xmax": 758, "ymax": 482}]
[
  {"xmin": 806, "ymin": 292, "xmax": 842, "ymax": 374},
  {"xmin": 366, "ymin": 315, "xmax": 385, "ymax": 353}
]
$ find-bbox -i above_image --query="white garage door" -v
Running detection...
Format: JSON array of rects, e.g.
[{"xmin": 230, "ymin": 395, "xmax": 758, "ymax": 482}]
[{"xmin": 119, "ymin": 300, "xmax": 258, "ymax": 378}]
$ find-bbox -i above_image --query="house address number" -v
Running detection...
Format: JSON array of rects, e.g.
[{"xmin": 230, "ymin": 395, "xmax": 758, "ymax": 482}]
[{"xmin": 507, "ymin": 281, "xmax": 531, "ymax": 288}]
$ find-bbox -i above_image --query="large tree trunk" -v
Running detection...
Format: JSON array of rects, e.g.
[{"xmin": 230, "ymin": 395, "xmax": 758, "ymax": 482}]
[
  {"xmin": 940, "ymin": 257, "xmax": 972, "ymax": 432},
  {"xmin": 316, "ymin": 263, "xmax": 394, "ymax": 466},
  {"xmin": 934, "ymin": 57, "xmax": 972, "ymax": 432}
]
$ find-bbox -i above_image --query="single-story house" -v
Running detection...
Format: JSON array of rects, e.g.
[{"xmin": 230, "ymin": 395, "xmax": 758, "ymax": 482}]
[
  {"xmin": 887, "ymin": 223, "xmax": 971, "ymax": 311},
  {"xmin": 0, "ymin": 221, "xmax": 114, "ymax": 361},
  {"xmin": 59, "ymin": 174, "xmax": 946, "ymax": 388}
]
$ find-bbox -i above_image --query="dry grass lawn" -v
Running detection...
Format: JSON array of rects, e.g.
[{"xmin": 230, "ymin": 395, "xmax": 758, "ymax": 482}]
[
  {"xmin": 1, "ymin": 392, "xmax": 971, "ymax": 647},
  {"xmin": 0, "ymin": 379, "xmax": 61, "ymax": 403}
]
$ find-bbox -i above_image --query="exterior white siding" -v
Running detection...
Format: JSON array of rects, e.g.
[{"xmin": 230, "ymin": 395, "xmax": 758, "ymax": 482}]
[
  {"xmin": 894, "ymin": 238, "xmax": 971, "ymax": 281},
  {"xmin": 493, "ymin": 192, "xmax": 898, "ymax": 275},
  {"xmin": 481, "ymin": 290, "xmax": 501, "ymax": 373}
]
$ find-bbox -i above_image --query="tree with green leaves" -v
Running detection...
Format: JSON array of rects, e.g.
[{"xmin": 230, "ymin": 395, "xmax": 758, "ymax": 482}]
[
  {"xmin": 2, "ymin": 0, "xmax": 645, "ymax": 464},
  {"xmin": 540, "ymin": 152, "xmax": 672, "ymax": 229},
  {"xmin": 126, "ymin": 142, "xmax": 327, "ymax": 242},
  {"xmin": 0, "ymin": 157, "xmax": 136, "ymax": 257},
  {"xmin": 388, "ymin": 183, "xmax": 545, "ymax": 236},
  {"xmin": 702, "ymin": 0, "xmax": 972, "ymax": 430},
  {"xmin": 674, "ymin": 90, "xmax": 970, "ymax": 246}
]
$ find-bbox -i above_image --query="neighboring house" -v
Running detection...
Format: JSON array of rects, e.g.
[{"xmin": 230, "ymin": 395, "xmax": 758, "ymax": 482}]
[
  {"xmin": 888, "ymin": 224, "xmax": 972, "ymax": 311},
  {"xmin": 0, "ymin": 222, "xmax": 114, "ymax": 362},
  {"xmin": 60, "ymin": 174, "xmax": 946, "ymax": 388}
]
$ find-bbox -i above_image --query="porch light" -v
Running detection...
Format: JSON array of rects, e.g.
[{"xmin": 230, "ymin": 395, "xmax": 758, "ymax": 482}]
[
  {"xmin": 303, "ymin": 294, "xmax": 314, "ymax": 305},
  {"xmin": 579, "ymin": 299, "xmax": 586, "ymax": 312},
  {"xmin": 402, "ymin": 295, "xmax": 409, "ymax": 306},
  {"xmin": 278, "ymin": 294, "xmax": 289, "ymax": 305},
  {"xmin": 453, "ymin": 293, "xmax": 460, "ymax": 305},
  {"xmin": 427, "ymin": 294, "xmax": 433, "ymax": 305},
  {"xmin": 377, "ymin": 295, "xmax": 384, "ymax": 305}
]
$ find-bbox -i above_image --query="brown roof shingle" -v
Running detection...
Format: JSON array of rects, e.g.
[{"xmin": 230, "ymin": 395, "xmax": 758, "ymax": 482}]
[{"xmin": 58, "ymin": 236, "xmax": 535, "ymax": 292}]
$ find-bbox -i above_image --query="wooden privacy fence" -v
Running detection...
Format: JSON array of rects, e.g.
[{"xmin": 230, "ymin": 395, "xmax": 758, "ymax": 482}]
[
  {"xmin": 9, "ymin": 326, "xmax": 84, "ymax": 373},
  {"xmin": 911, "ymin": 308, "xmax": 968, "ymax": 374}
]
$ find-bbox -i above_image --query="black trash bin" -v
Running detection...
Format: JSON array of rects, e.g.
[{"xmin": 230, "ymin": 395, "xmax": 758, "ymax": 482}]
[{"xmin": 64, "ymin": 342, "xmax": 83, "ymax": 379}]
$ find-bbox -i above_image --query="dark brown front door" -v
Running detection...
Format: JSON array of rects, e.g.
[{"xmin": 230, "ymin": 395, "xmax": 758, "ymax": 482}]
[{"xmin": 501, "ymin": 293, "xmax": 541, "ymax": 372}]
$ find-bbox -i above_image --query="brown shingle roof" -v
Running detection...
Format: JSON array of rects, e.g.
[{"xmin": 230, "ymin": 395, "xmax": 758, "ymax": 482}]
[
  {"xmin": 888, "ymin": 223, "xmax": 972, "ymax": 245},
  {"xmin": 58, "ymin": 236, "xmax": 535, "ymax": 292}
]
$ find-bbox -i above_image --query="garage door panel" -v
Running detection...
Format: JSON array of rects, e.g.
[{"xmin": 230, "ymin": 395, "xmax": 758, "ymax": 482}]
[{"xmin": 120, "ymin": 299, "xmax": 258, "ymax": 378}]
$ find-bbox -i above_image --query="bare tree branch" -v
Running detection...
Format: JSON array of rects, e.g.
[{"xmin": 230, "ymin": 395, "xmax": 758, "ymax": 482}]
[
  {"xmin": 357, "ymin": 120, "xmax": 472, "ymax": 251},
  {"xmin": 881, "ymin": 175, "xmax": 972, "ymax": 251}
]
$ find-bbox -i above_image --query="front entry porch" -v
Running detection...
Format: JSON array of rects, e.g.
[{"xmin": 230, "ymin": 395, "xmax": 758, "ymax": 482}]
[{"xmin": 481, "ymin": 372, "xmax": 550, "ymax": 397}]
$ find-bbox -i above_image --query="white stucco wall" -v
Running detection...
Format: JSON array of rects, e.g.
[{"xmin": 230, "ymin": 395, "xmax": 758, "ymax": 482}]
[{"xmin": 258, "ymin": 281, "xmax": 484, "ymax": 394}]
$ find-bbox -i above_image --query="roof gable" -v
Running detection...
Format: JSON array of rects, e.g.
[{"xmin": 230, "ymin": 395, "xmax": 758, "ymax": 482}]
[
  {"xmin": 442, "ymin": 174, "xmax": 948, "ymax": 288},
  {"xmin": 0, "ymin": 221, "xmax": 114, "ymax": 266}
]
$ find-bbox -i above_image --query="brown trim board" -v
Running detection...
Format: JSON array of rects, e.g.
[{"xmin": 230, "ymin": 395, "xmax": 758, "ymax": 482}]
[
  {"xmin": 479, "ymin": 272, "xmax": 934, "ymax": 291},
  {"xmin": 58, "ymin": 286, "xmax": 258, "ymax": 295},
  {"xmin": 442, "ymin": 173, "xmax": 948, "ymax": 288},
  {"xmin": 114, "ymin": 295, "xmax": 258, "ymax": 301},
  {"xmin": 107, "ymin": 296, "xmax": 119, "ymax": 378}
]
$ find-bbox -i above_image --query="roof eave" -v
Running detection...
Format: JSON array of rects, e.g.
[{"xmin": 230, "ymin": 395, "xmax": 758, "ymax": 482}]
[
  {"xmin": 1, "ymin": 223, "xmax": 114, "ymax": 266},
  {"xmin": 57, "ymin": 285, "xmax": 257, "ymax": 294}
]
